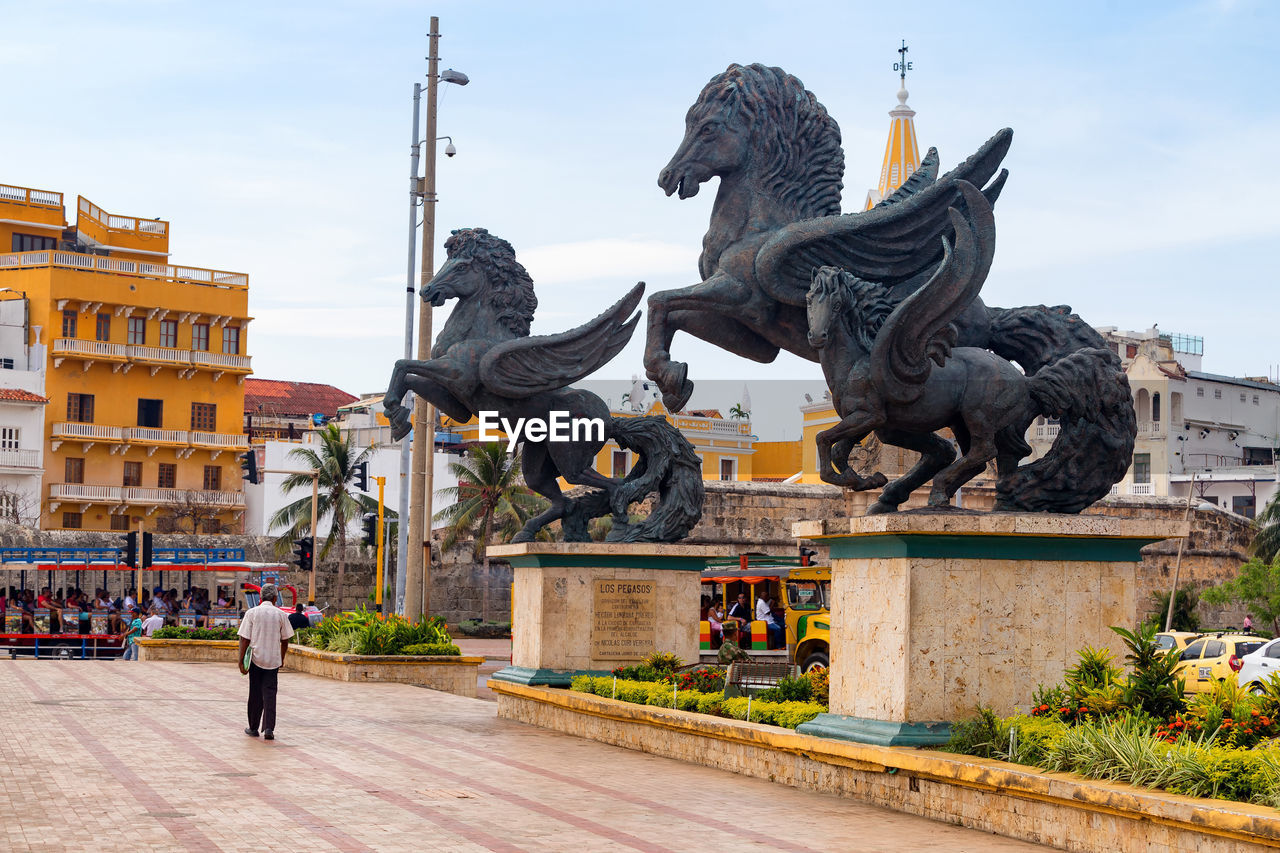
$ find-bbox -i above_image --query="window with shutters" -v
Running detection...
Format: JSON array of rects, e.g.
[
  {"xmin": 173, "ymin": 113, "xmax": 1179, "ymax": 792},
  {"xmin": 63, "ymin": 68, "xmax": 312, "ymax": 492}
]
[
  {"xmin": 67, "ymin": 393, "xmax": 95, "ymax": 423},
  {"xmin": 191, "ymin": 403, "xmax": 216, "ymax": 432}
]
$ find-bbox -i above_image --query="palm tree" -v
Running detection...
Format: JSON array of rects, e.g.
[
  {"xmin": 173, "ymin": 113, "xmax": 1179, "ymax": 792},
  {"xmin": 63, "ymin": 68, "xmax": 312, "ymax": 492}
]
[
  {"xmin": 1254, "ymin": 490, "xmax": 1280, "ymax": 564},
  {"xmin": 434, "ymin": 443, "xmax": 547, "ymax": 620},
  {"xmin": 269, "ymin": 423, "xmax": 378, "ymax": 605},
  {"xmin": 729, "ymin": 403, "xmax": 750, "ymax": 420}
]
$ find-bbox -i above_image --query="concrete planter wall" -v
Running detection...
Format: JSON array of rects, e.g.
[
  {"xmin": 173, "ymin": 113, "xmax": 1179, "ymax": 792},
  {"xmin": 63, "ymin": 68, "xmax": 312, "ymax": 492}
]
[
  {"xmin": 492, "ymin": 680, "xmax": 1280, "ymax": 853},
  {"xmin": 136, "ymin": 639, "xmax": 483, "ymax": 699}
]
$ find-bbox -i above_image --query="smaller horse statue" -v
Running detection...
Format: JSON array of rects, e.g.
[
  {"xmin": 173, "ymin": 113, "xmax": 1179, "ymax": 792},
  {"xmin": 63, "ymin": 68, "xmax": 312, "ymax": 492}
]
[
  {"xmin": 805, "ymin": 182, "xmax": 1119, "ymax": 513},
  {"xmin": 384, "ymin": 228, "xmax": 703, "ymax": 542}
]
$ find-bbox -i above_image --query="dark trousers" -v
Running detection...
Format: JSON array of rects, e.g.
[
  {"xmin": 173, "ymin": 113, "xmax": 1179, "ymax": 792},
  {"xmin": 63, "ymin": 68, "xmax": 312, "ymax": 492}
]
[{"xmin": 247, "ymin": 663, "xmax": 280, "ymax": 732}]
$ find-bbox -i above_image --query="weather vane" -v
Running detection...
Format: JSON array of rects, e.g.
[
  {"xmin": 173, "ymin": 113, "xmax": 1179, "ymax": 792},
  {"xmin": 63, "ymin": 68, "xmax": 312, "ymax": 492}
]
[{"xmin": 895, "ymin": 39, "xmax": 912, "ymax": 83}]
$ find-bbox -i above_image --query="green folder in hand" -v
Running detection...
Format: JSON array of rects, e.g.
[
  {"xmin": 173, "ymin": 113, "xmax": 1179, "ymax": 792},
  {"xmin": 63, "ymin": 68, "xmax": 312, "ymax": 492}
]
[{"xmin": 241, "ymin": 644, "xmax": 252, "ymax": 674}]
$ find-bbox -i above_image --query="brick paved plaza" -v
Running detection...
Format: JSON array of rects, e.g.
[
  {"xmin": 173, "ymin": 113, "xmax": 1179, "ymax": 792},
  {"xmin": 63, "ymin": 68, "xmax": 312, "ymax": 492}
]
[{"xmin": 0, "ymin": 660, "xmax": 1048, "ymax": 852}]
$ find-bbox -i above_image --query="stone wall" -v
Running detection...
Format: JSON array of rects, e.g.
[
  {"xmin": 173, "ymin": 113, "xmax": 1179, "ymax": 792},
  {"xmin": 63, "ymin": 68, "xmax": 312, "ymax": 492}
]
[{"xmin": 6, "ymin": 483, "xmax": 1255, "ymax": 628}]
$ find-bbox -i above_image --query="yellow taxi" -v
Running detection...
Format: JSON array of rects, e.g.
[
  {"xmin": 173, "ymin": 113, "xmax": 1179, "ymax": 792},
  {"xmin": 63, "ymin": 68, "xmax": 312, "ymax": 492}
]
[
  {"xmin": 1154, "ymin": 631, "xmax": 1201, "ymax": 654},
  {"xmin": 1174, "ymin": 633, "xmax": 1266, "ymax": 694}
]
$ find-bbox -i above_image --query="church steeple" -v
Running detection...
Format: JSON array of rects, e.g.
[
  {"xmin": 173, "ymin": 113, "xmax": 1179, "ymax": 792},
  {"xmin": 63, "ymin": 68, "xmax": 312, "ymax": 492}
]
[{"xmin": 865, "ymin": 40, "xmax": 922, "ymax": 210}]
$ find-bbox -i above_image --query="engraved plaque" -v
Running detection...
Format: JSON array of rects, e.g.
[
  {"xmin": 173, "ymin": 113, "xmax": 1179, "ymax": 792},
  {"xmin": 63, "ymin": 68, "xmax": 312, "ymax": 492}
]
[{"xmin": 591, "ymin": 579, "xmax": 656, "ymax": 660}]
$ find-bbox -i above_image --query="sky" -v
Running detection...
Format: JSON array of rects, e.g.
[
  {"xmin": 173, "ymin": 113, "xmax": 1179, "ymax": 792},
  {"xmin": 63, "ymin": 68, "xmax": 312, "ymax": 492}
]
[{"xmin": 4, "ymin": 0, "xmax": 1278, "ymax": 440}]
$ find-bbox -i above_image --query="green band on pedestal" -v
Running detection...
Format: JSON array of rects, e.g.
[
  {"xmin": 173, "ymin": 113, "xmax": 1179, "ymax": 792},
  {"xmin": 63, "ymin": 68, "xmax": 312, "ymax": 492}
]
[
  {"xmin": 503, "ymin": 554, "xmax": 709, "ymax": 571},
  {"xmin": 796, "ymin": 713, "xmax": 951, "ymax": 746},
  {"xmin": 490, "ymin": 666, "xmax": 612, "ymax": 687},
  {"xmin": 823, "ymin": 533, "xmax": 1160, "ymax": 563}
]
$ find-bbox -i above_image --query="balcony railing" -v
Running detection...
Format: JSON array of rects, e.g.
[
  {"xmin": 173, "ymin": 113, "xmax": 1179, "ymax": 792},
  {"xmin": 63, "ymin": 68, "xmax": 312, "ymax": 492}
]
[
  {"xmin": 1035, "ymin": 424, "xmax": 1061, "ymax": 439},
  {"xmin": 0, "ymin": 183, "xmax": 63, "ymax": 208},
  {"xmin": 1128, "ymin": 483, "xmax": 1154, "ymax": 496},
  {"xmin": 0, "ymin": 249, "xmax": 247, "ymax": 289},
  {"xmin": 50, "ymin": 337, "xmax": 251, "ymax": 376},
  {"xmin": 49, "ymin": 483, "xmax": 244, "ymax": 507},
  {"xmin": 0, "ymin": 448, "xmax": 40, "ymax": 468},
  {"xmin": 1138, "ymin": 423, "xmax": 1164, "ymax": 436},
  {"xmin": 53, "ymin": 338, "xmax": 127, "ymax": 360},
  {"xmin": 79, "ymin": 196, "xmax": 168, "ymax": 237},
  {"xmin": 190, "ymin": 350, "xmax": 252, "ymax": 371},
  {"xmin": 189, "ymin": 431, "xmax": 249, "ymax": 450},
  {"xmin": 49, "ymin": 483, "xmax": 120, "ymax": 501},
  {"xmin": 122, "ymin": 487, "xmax": 244, "ymax": 507},
  {"xmin": 51, "ymin": 422, "xmax": 124, "ymax": 441},
  {"xmin": 126, "ymin": 345, "xmax": 190, "ymax": 366},
  {"xmin": 124, "ymin": 427, "xmax": 189, "ymax": 445}
]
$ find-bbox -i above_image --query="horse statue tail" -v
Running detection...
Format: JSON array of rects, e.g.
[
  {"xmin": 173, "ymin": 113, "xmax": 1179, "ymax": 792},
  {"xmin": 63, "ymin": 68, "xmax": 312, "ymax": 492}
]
[
  {"xmin": 561, "ymin": 416, "xmax": 704, "ymax": 543},
  {"xmin": 987, "ymin": 305, "xmax": 1136, "ymax": 513}
]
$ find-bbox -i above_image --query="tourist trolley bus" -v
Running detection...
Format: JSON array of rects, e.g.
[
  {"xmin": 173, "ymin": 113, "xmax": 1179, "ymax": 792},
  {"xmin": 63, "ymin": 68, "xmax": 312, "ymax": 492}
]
[
  {"xmin": 699, "ymin": 554, "xmax": 832, "ymax": 672},
  {"xmin": 0, "ymin": 546, "xmax": 292, "ymax": 659}
]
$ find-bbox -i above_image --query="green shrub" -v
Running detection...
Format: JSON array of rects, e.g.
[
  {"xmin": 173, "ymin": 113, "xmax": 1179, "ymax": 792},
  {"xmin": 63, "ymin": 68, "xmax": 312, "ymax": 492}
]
[
  {"xmin": 400, "ymin": 642, "xmax": 461, "ymax": 656},
  {"xmin": 151, "ymin": 626, "xmax": 240, "ymax": 641},
  {"xmin": 454, "ymin": 619, "xmax": 511, "ymax": 638},
  {"xmin": 943, "ymin": 708, "xmax": 1004, "ymax": 758},
  {"xmin": 641, "ymin": 651, "xmax": 684, "ymax": 675},
  {"xmin": 1113, "ymin": 624, "xmax": 1185, "ymax": 719},
  {"xmin": 301, "ymin": 610, "xmax": 453, "ymax": 655},
  {"xmin": 756, "ymin": 674, "xmax": 813, "ymax": 704}
]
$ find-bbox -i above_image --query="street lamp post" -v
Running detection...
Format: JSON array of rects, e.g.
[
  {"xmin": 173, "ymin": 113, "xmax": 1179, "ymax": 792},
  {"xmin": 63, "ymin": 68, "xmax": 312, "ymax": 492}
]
[{"xmin": 404, "ymin": 15, "xmax": 466, "ymax": 621}]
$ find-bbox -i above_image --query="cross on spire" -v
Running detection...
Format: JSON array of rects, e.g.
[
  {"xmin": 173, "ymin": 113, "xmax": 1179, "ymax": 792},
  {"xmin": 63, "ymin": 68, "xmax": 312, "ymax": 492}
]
[{"xmin": 895, "ymin": 39, "xmax": 912, "ymax": 83}]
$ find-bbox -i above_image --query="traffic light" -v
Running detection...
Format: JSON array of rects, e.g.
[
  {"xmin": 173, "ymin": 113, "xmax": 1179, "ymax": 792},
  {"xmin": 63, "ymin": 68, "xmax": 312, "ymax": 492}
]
[
  {"xmin": 120, "ymin": 530, "xmax": 138, "ymax": 569},
  {"xmin": 292, "ymin": 536, "xmax": 313, "ymax": 572},
  {"xmin": 353, "ymin": 461, "xmax": 369, "ymax": 492},
  {"xmin": 141, "ymin": 532, "xmax": 154, "ymax": 569},
  {"xmin": 360, "ymin": 512, "xmax": 377, "ymax": 548},
  {"xmin": 240, "ymin": 450, "xmax": 259, "ymax": 485}
]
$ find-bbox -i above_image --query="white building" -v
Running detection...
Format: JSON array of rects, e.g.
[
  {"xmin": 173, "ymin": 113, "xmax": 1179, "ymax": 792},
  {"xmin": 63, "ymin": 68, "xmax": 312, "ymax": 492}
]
[
  {"xmin": 0, "ymin": 295, "xmax": 48, "ymax": 523},
  {"xmin": 1029, "ymin": 327, "xmax": 1279, "ymax": 517}
]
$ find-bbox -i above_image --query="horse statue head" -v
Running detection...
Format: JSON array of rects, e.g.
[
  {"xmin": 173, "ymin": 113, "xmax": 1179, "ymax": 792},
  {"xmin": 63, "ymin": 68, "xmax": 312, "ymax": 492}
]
[
  {"xmin": 424, "ymin": 227, "xmax": 538, "ymax": 337},
  {"xmin": 807, "ymin": 266, "xmax": 894, "ymax": 353},
  {"xmin": 658, "ymin": 62, "xmax": 844, "ymax": 220}
]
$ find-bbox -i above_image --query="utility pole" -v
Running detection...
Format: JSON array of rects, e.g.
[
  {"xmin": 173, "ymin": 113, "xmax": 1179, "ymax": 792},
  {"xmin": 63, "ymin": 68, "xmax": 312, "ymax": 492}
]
[
  {"xmin": 406, "ymin": 15, "xmax": 441, "ymax": 621},
  {"xmin": 374, "ymin": 475, "xmax": 387, "ymax": 615},
  {"xmin": 397, "ymin": 81, "xmax": 422, "ymax": 616}
]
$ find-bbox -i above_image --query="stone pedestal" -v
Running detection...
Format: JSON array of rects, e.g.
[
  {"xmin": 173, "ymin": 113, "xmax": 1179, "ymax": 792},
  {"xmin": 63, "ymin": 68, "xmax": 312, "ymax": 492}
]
[
  {"xmin": 487, "ymin": 542, "xmax": 721, "ymax": 687},
  {"xmin": 793, "ymin": 513, "xmax": 1187, "ymax": 746}
]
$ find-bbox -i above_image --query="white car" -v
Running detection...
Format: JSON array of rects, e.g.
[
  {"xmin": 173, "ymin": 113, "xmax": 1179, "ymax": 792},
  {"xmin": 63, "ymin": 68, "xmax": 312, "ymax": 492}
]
[{"xmin": 1235, "ymin": 637, "xmax": 1280, "ymax": 693}]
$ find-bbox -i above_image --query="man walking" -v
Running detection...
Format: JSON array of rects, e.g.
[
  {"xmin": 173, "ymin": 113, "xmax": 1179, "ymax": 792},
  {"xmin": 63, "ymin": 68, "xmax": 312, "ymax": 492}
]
[{"xmin": 237, "ymin": 584, "xmax": 294, "ymax": 741}]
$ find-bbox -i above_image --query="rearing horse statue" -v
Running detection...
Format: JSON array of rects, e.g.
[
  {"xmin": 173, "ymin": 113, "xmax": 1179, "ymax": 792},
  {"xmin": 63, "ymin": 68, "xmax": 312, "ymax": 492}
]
[
  {"xmin": 384, "ymin": 228, "xmax": 703, "ymax": 543},
  {"xmin": 645, "ymin": 63, "xmax": 1135, "ymax": 513}
]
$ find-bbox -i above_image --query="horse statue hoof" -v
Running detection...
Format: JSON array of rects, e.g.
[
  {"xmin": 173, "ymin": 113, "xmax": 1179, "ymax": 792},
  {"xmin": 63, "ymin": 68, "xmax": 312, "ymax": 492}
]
[
  {"xmin": 868, "ymin": 472, "xmax": 889, "ymax": 489},
  {"xmin": 866, "ymin": 500, "xmax": 898, "ymax": 516},
  {"xmin": 510, "ymin": 530, "xmax": 535, "ymax": 544}
]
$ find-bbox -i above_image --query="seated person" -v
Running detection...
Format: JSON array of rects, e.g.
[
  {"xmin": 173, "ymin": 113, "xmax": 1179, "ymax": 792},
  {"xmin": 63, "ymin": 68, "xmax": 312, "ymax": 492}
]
[
  {"xmin": 717, "ymin": 622, "xmax": 751, "ymax": 666},
  {"xmin": 763, "ymin": 596, "xmax": 786, "ymax": 650},
  {"xmin": 706, "ymin": 602, "xmax": 726, "ymax": 648},
  {"xmin": 726, "ymin": 592, "xmax": 752, "ymax": 631}
]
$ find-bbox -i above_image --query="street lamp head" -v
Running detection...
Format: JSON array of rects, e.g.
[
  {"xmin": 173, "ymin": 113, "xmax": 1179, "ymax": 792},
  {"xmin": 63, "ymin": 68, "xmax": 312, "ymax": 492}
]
[{"xmin": 440, "ymin": 68, "xmax": 469, "ymax": 86}]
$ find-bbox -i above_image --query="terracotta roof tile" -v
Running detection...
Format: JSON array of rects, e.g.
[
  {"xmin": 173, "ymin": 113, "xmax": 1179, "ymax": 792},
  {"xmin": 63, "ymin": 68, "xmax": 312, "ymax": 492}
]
[
  {"xmin": 0, "ymin": 388, "xmax": 49, "ymax": 404},
  {"xmin": 243, "ymin": 379, "xmax": 357, "ymax": 417}
]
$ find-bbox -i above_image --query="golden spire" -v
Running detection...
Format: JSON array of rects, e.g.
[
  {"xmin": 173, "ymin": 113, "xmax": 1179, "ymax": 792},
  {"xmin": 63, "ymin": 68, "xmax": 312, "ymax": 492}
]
[{"xmin": 865, "ymin": 40, "xmax": 922, "ymax": 210}]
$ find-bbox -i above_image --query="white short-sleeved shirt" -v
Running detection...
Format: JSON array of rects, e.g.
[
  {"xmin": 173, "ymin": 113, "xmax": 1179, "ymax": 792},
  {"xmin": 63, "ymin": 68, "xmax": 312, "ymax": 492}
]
[
  {"xmin": 237, "ymin": 602, "xmax": 295, "ymax": 670},
  {"xmin": 756, "ymin": 597, "xmax": 771, "ymax": 621}
]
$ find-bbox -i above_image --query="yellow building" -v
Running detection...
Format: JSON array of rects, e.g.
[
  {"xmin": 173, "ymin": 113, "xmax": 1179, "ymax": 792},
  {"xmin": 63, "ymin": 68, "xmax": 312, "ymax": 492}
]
[
  {"xmin": 0, "ymin": 182, "xmax": 251, "ymax": 532},
  {"xmin": 442, "ymin": 399, "xmax": 757, "ymax": 482}
]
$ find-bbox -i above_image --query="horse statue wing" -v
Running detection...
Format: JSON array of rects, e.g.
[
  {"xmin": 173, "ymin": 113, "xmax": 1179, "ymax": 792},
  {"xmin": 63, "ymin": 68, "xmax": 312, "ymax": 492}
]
[
  {"xmin": 479, "ymin": 282, "xmax": 645, "ymax": 398},
  {"xmin": 870, "ymin": 181, "xmax": 996, "ymax": 407},
  {"xmin": 755, "ymin": 127, "xmax": 1011, "ymax": 306}
]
